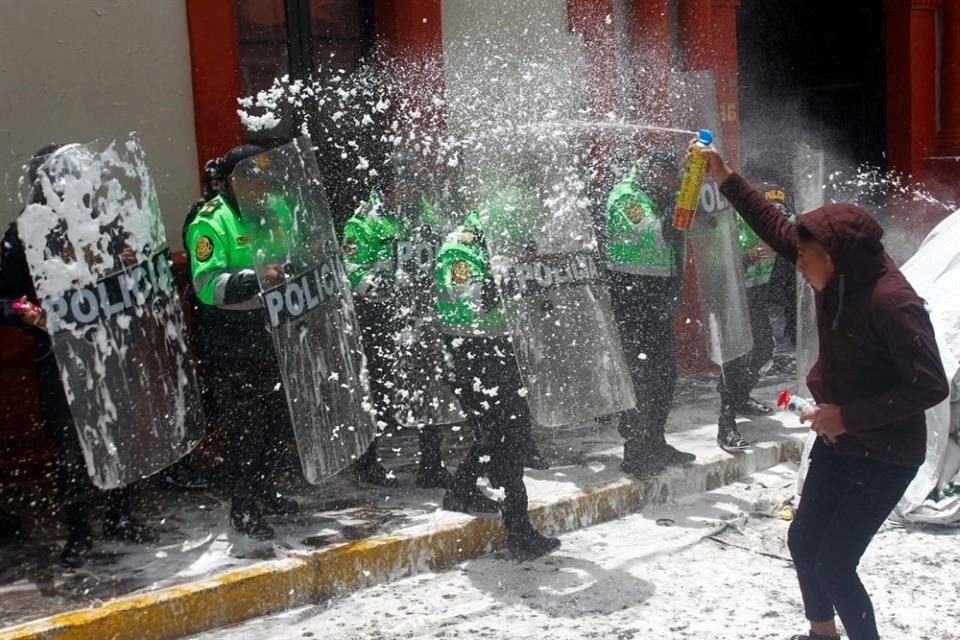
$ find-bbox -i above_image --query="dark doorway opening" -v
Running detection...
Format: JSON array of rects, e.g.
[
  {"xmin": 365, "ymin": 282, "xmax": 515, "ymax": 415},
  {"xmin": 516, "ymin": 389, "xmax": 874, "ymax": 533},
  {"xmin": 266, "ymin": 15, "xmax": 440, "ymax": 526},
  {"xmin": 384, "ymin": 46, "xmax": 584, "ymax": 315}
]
[{"xmin": 736, "ymin": 1, "xmax": 886, "ymax": 196}]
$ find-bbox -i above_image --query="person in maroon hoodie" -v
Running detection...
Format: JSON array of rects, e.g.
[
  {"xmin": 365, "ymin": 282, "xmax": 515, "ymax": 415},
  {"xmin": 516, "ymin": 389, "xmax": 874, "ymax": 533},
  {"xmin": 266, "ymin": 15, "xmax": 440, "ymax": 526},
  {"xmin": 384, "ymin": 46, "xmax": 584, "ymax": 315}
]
[{"xmin": 698, "ymin": 144, "xmax": 949, "ymax": 640}]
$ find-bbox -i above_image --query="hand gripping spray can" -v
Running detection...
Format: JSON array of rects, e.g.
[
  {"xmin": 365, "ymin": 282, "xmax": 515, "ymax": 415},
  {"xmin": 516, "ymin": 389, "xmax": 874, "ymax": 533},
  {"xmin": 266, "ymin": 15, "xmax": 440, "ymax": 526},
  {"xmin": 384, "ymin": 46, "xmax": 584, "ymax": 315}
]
[{"xmin": 673, "ymin": 128, "xmax": 714, "ymax": 230}]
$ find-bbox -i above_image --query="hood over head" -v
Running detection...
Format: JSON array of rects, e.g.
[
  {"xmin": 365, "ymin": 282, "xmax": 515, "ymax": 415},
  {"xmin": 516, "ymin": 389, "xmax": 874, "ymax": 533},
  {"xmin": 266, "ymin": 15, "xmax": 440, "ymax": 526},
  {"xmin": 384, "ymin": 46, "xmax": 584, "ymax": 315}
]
[{"xmin": 797, "ymin": 203, "xmax": 886, "ymax": 289}]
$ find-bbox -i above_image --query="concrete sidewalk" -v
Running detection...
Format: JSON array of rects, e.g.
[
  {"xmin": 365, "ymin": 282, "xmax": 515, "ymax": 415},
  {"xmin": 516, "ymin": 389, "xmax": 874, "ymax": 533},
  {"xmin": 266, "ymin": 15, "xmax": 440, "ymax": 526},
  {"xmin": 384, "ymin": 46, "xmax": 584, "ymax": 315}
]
[{"xmin": 0, "ymin": 372, "xmax": 809, "ymax": 640}]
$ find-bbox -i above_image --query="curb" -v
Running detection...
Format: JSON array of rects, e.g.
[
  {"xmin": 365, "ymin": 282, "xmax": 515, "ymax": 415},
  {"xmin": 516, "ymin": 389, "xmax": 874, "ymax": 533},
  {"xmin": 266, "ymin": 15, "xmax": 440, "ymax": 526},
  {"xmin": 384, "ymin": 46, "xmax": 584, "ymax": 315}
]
[{"xmin": 2, "ymin": 438, "xmax": 802, "ymax": 640}]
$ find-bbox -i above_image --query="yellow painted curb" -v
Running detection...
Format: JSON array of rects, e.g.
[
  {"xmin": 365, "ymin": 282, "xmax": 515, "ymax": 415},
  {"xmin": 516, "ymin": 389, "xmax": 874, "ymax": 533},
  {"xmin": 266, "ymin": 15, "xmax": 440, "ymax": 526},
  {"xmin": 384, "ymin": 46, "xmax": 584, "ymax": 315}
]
[{"xmin": 1, "ymin": 438, "xmax": 802, "ymax": 640}]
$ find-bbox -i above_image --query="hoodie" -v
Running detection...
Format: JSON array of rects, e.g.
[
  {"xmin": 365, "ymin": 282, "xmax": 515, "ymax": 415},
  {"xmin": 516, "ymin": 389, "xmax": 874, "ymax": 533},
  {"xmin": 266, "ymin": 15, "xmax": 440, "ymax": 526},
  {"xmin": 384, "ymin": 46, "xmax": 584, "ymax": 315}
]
[{"xmin": 721, "ymin": 173, "xmax": 949, "ymax": 467}]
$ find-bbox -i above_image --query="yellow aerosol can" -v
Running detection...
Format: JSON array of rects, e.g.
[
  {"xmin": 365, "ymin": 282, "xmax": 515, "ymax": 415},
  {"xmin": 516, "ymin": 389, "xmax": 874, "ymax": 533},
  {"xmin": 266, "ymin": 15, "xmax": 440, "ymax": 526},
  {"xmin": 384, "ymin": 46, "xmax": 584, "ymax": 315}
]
[{"xmin": 673, "ymin": 128, "xmax": 714, "ymax": 230}]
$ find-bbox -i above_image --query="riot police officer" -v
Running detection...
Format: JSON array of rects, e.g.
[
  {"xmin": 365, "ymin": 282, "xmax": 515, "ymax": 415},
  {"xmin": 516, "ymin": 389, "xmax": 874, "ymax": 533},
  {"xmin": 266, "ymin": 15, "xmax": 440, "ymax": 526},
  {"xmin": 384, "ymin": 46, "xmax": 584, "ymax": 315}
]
[
  {"xmin": 1, "ymin": 144, "xmax": 154, "ymax": 566},
  {"xmin": 716, "ymin": 183, "xmax": 795, "ymax": 449},
  {"xmin": 602, "ymin": 149, "xmax": 696, "ymax": 478},
  {"xmin": 185, "ymin": 144, "xmax": 298, "ymax": 540},
  {"xmin": 435, "ymin": 208, "xmax": 560, "ymax": 560}
]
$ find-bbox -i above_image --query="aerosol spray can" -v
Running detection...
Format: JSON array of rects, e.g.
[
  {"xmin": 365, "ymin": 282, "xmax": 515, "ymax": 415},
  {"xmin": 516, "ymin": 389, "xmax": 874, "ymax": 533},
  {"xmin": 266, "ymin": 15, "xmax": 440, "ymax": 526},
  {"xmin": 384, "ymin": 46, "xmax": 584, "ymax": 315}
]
[
  {"xmin": 776, "ymin": 390, "xmax": 814, "ymax": 416},
  {"xmin": 673, "ymin": 128, "xmax": 714, "ymax": 230}
]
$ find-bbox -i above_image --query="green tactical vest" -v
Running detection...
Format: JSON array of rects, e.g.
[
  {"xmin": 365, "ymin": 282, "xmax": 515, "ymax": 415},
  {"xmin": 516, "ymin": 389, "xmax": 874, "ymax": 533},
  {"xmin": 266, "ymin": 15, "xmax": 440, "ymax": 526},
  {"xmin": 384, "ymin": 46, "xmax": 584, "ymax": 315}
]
[
  {"xmin": 604, "ymin": 165, "xmax": 676, "ymax": 277},
  {"xmin": 186, "ymin": 193, "xmax": 284, "ymax": 310}
]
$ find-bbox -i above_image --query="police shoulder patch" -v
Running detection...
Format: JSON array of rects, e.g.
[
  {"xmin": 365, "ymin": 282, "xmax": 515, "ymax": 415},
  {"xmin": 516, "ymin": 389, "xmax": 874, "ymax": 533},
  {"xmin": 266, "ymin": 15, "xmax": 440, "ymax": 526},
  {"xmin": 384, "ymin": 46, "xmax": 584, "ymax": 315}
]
[{"xmin": 195, "ymin": 236, "xmax": 214, "ymax": 262}]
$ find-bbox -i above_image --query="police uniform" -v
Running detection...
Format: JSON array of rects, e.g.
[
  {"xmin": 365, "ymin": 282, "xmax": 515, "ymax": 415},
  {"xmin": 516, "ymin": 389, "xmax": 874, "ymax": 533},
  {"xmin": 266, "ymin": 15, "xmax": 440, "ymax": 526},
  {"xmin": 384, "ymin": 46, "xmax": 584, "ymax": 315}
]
[
  {"xmin": 716, "ymin": 185, "xmax": 793, "ymax": 448},
  {"xmin": 433, "ymin": 210, "xmax": 560, "ymax": 559},
  {"xmin": 186, "ymin": 187, "xmax": 295, "ymax": 540},
  {"xmin": 603, "ymin": 162, "xmax": 695, "ymax": 477}
]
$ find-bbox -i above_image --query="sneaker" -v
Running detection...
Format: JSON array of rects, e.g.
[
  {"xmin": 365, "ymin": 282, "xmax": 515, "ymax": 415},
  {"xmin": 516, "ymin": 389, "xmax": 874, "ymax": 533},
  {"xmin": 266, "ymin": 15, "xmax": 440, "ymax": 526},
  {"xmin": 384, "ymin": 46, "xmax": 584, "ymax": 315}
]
[
  {"xmin": 61, "ymin": 523, "xmax": 94, "ymax": 568},
  {"xmin": 738, "ymin": 397, "xmax": 774, "ymax": 416},
  {"xmin": 717, "ymin": 425, "xmax": 751, "ymax": 451},
  {"xmin": 230, "ymin": 499, "xmax": 275, "ymax": 540},
  {"xmin": 652, "ymin": 443, "xmax": 696, "ymax": 466},
  {"xmin": 354, "ymin": 459, "xmax": 400, "ymax": 488},
  {"xmin": 416, "ymin": 464, "xmax": 454, "ymax": 490},
  {"xmin": 507, "ymin": 527, "xmax": 561, "ymax": 561},
  {"xmin": 442, "ymin": 488, "xmax": 501, "ymax": 514},
  {"xmin": 103, "ymin": 514, "xmax": 156, "ymax": 543},
  {"xmin": 260, "ymin": 492, "xmax": 300, "ymax": 516}
]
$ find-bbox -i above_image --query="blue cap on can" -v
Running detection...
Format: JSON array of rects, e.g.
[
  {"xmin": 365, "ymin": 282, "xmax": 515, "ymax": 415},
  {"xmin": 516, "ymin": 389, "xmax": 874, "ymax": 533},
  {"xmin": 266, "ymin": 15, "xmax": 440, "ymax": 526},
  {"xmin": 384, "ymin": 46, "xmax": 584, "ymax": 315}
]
[{"xmin": 697, "ymin": 128, "xmax": 714, "ymax": 145}]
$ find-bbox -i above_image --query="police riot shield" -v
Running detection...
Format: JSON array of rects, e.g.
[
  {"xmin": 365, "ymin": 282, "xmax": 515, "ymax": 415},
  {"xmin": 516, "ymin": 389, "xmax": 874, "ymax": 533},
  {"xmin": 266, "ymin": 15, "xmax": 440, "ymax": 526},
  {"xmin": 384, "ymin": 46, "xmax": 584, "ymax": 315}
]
[
  {"xmin": 231, "ymin": 137, "xmax": 377, "ymax": 484},
  {"xmin": 674, "ymin": 70, "xmax": 754, "ymax": 365},
  {"xmin": 477, "ymin": 139, "xmax": 637, "ymax": 427},
  {"xmin": 389, "ymin": 164, "xmax": 465, "ymax": 428},
  {"xmin": 17, "ymin": 134, "xmax": 204, "ymax": 489},
  {"xmin": 792, "ymin": 143, "xmax": 824, "ymax": 396}
]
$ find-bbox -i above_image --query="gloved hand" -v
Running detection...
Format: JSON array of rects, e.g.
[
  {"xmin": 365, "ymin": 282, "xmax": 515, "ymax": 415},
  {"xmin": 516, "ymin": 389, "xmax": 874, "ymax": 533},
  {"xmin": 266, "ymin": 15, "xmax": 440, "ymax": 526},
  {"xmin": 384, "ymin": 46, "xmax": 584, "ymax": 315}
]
[{"xmin": 223, "ymin": 269, "xmax": 260, "ymax": 304}]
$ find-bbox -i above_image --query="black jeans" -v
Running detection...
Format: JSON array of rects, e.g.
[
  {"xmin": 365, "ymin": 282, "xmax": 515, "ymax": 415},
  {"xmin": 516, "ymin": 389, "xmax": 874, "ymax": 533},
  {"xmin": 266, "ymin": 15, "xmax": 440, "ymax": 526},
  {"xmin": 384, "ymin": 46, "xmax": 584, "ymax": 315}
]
[{"xmin": 788, "ymin": 439, "xmax": 917, "ymax": 640}]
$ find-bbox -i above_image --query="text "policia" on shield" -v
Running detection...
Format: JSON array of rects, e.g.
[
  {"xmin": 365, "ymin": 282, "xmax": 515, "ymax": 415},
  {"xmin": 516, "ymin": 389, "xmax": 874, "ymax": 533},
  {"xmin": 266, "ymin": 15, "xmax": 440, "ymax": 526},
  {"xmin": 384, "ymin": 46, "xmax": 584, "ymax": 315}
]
[
  {"xmin": 263, "ymin": 257, "xmax": 345, "ymax": 328},
  {"xmin": 42, "ymin": 251, "xmax": 175, "ymax": 333},
  {"xmin": 498, "ymin": 252, "xmax": 602, "ymax": 298}
]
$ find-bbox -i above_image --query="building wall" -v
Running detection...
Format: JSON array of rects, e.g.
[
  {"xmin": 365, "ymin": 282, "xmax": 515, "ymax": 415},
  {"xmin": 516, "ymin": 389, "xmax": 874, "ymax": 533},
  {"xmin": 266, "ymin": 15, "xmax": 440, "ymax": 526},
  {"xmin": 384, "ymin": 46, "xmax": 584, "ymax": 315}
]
[{"xmin": 0, "ymin": 0, "xmax": 199, "ymax": 250}]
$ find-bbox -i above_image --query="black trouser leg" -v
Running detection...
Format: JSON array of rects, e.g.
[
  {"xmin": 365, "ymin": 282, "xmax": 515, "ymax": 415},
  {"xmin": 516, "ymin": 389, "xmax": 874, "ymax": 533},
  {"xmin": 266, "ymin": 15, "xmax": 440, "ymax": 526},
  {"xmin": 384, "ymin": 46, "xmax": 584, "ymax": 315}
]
[
  {"xmin": 787, "ymin": 440, "xmax": 917, "ymax": 640},
  {"xmin": 608, "ymin": 274, "xmax": 678, "ymax": 446},
  {"xmin": 217, "ymin": 357, "xmax": 285, "ymax": 502},
  {"xmin": 445, "ymin": 335, "xmax": 532, "ymax": 535},
  {"xmin": 418, "ymin": 426, "xmax": 444, "ymax": 470},
  {"xmin": 486, "ymin": 428, "xmax": 529, "ymax": 536},
  {"xmin": 36, "ymin": 356, "xmax": 94, "ymax": 529},
  {"xmin": 720, "ymin": 286, "xmax": 775, "ymax": 414}
]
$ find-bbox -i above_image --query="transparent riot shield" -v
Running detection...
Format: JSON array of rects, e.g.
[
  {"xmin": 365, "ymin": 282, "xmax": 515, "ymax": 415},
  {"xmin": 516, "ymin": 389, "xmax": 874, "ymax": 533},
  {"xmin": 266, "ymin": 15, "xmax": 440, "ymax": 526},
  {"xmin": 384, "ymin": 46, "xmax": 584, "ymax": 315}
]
[
  {"xmin": 792, "ymin": 143, "xmax": 824, "ymax": 396},
  {"xmin": 231, "ymin": 137, "xmax": 376, "ymax": 483},
  {"xmin": 17, "ymin": 134, "xmax": 204, "ymax": 489},
  {"xmin": 674, "ymin": 70, "xmax": 754, "ymax": 365},
  {"xmin": 478, "ymin": 142, "xmax": 637, "ymax": 428},
  {"xmin": 389, "ymin": 166, "xmax": 466, "ymax": 428}
]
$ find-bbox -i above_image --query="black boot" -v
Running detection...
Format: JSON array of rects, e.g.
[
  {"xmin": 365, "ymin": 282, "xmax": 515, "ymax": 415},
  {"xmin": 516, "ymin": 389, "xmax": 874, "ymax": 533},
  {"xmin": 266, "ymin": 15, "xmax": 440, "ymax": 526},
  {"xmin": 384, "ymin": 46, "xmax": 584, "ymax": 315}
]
[
  {"xmin": 259, "ymin": 490, "xmax": 300, "ymax": 516},
  {"xmin": 61, "ymin": 503, "xmax": 93, "ymax": 568},
  {"xmin": 505, "ymin": 521, "xmax": 561, "ymax": 561},
  {"xmin": 717, "ymin": 414, "xmax": 750, "ymax": 451},
  {"xmin": 652, "ymin": 441, "xmax": 697, "ymax": 466},
  {"xmin": 230, "ymin": 496, "xmax": 274, "ymax": 540},
  {"xmin": 416, "ymin": 427, "xmax": 454, "ymax": 489},
  {"xmin": 353, "ymin": 441, "xmax": 400, "ymax": 488},
  {"xmin": 620, "ymin": 437, "xmax": 665, "ymax": 479},
  {"xmin": 788, "ymin": 634, "xmax": 841, "ymax": 640},
  {"xmin": 442, "ymin": 488, "xmax": 501, "ymax": 514},
  {"xmin": 103, "ymin": 491, "xmax": 155, "ymax": 543}
]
